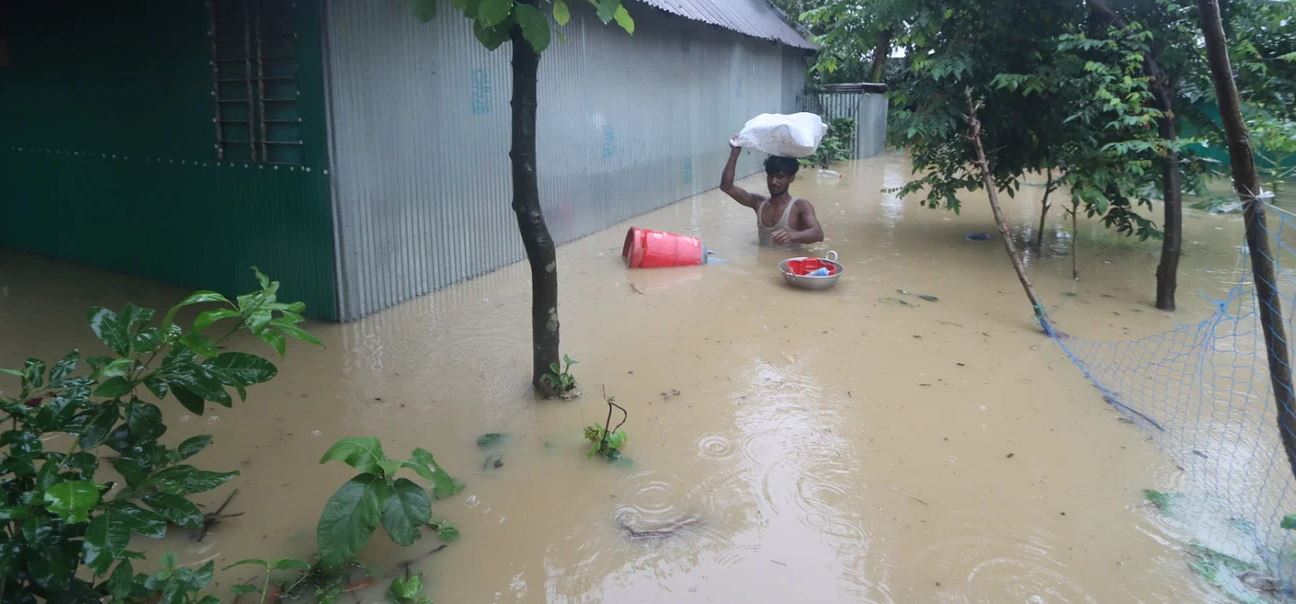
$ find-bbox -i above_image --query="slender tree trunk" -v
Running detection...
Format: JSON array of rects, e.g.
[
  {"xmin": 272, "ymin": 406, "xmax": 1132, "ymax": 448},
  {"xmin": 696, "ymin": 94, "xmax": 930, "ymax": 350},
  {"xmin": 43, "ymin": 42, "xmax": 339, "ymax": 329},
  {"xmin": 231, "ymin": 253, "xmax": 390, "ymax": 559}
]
[
  {"xmin": 1154, "ymin": 93, "xmax": 1183, "ymax": 311},
  {"xmin": 1197, "ymin": 0, "xmax": 1296, "ymax": 480},
  {"xmin": 966, "ymin": 93, "xmax": 1049, "ymax": 332},
  {"xmin": 1086, "ymin": 0, "xmax": 1182, "ymax": 311},
  {"xmin": 868, "ymin": 28, "xmax": 892, "ymax": 83},
  {"xmin": 510, "ymin": 17, "xmax": 560, "ymax": 394},
  {"xmin": 1035, "ymin": 168, "xmax": 1054, "ymax": 251},
  {"xmin": 1071, "ymin": 201, "xmax": 1080, "ymax": 280}
]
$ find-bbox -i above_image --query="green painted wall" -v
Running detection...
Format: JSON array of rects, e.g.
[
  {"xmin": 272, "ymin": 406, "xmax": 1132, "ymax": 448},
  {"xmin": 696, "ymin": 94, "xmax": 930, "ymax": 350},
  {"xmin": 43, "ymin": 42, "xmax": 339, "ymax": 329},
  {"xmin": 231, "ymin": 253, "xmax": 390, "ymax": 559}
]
[{"xmin": 0, "ymin": 1, "xmax": 339, "ymax": 320}]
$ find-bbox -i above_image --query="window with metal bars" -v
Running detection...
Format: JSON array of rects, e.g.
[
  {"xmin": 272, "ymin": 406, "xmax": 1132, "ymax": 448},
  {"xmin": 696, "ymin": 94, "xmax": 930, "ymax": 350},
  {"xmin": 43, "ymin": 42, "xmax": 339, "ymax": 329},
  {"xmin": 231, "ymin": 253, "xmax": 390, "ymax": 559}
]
[{"xmin": 207, "ymin": 0, "xmax": 302, "ymax": 165}]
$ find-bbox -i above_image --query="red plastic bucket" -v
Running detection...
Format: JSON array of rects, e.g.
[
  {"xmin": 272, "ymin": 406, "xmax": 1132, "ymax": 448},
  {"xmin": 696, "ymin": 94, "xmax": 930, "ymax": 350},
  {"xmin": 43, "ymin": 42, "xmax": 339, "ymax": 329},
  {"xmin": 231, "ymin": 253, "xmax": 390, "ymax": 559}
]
[{"xmin": 622, "ymin": 227, "xmax": 705, "ymax": 268}]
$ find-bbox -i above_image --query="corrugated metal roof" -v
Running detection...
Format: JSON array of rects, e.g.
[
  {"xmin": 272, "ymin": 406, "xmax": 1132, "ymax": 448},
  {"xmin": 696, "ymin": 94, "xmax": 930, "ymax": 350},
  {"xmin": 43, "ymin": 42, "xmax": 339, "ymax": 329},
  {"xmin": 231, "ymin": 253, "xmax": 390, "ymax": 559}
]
[{"xmin": 636, "ymin": 0, "xmax": 817, "ymax": 50}]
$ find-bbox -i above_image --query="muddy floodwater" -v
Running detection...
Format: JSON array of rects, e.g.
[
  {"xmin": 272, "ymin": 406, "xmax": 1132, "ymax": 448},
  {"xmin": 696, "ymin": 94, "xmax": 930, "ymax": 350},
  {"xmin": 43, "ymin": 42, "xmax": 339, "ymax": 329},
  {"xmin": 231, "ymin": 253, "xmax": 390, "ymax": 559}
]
[{"xmin": 1, "ymin": 153, "xmax": 1268, "ymax": 602}]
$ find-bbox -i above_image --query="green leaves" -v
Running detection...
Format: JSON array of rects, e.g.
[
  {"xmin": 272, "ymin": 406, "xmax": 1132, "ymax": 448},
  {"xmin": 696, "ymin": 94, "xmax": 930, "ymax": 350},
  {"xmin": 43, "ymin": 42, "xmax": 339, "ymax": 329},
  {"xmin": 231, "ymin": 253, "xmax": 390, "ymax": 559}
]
[
  {"xmin": 317, "ymin": 437, "xmax": 462, "ymax": 567},
  {"xmin": 479, "ymin": 0, "xmax": 512, "ymax": 26},
  {"xmin": 321, "ymin": 436, "xmax": 388, "ymax": 475},
  {"xmin": 404, "ymin": 448, "xmax": 463, "ymax": 499},
  {"xmin": 43, "ymin": 481, "xmax": 100, "ymax": 523},
  {"xmin": 1282, "ymin": 514, "xmax": 1296, "ymax": 530},
  {"xmin": 382, "ymin": 478, "xmax": 433, "ymax": 546},
  {"xmin": 83, "ymin": 503, "xmax": 167, "ymax": 574},
  {"xmin": 414, "ymin": 0, "xmax": 632, "ymax": 54},
  {"xmin": 388, "ymin": 572, "xmax": 432, "ymax": 604},
  {"xmin": 317, "ymin": 475, "xmax": 386, "ymax": 568},
  {"xmin": 613, "ymin": 5, "xmax": 634, "ymax": 35},
  {"xmin": 148, "ymin": 465, "xmax": 238, "ymax": 496},
  {"xmin": 2, "ymin": 272, "xmax": 313, "ymax": 601},
  {"xmin": 207, "ymin": 352, "xmax": 278, "ymax": 388},
  {"xmin": 412, "ymin": 0, "xmax": 438, "ymax": 22},
  {"xmin": 553, "ymin": 0, "xmax": 570, "ymax": 25},
  {"xmin": 515, "ymin": 4, "xmax": 551, "ymax": 53}
]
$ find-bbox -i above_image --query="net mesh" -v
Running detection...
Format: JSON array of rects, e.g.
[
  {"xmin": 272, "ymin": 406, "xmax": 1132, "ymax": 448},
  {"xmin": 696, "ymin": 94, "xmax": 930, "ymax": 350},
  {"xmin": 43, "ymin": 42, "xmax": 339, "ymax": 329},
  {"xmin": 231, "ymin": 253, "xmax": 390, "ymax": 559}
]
[{"xmin": 1052, "ymin": 203, "xmax": 1296, "ymax": 588}]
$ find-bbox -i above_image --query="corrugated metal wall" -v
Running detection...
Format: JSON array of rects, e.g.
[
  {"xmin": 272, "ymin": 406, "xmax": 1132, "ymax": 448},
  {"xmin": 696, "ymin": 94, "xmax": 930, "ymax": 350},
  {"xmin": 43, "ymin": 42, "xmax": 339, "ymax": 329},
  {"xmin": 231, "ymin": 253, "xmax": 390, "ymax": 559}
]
[
  {"xmin": 809, "ymin": 90, "xmax": 889, "ymax": 160},
  {"xmin": 0, "ymin": 1, "xmax": 340, "ymax": 319},
  {"xmin": 321, "ymin": 0, "xmax": 806, "ymax": 320}
]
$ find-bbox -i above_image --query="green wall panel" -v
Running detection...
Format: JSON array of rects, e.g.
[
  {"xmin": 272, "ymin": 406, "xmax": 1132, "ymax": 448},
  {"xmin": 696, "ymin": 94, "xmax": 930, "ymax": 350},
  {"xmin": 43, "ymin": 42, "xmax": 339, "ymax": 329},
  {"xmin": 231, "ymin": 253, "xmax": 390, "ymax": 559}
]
[{"xmin": 0, "ymin": 0, "xmax": 339, "ymax": 320}]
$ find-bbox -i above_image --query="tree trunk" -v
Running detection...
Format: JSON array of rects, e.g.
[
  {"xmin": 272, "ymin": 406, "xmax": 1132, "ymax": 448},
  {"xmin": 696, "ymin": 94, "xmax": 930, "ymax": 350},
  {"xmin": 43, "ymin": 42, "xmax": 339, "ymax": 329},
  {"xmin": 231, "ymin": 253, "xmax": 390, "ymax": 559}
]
[
  {"xmin": 1154, "ymin": 112, "xmax": 1182, "ymax": 311},
  {"xmin": 868, "ymin": 28, "xmax": 892, "ymax": 83},
  {"xmin": 1197, "ymin": 0, "xmax": 1296, "ymax": 481},
  {"xmin": 1071, "ymin": 201, "xmax": 1080, "ymax": 280},
  {"xmin": 1086, "ymin": 0, "xmax": 1181, "ymax": 311},
  {"xmin": 1035, "ymin": 168, "xmax": 1054, "ymax": 251},
  {"xmin": 966, "ymin": 93, "xmax": 1050, "ymax": 332},
  {"xmin": 510, "ymin": 18, "xmax": 560, "ymax": 394}
]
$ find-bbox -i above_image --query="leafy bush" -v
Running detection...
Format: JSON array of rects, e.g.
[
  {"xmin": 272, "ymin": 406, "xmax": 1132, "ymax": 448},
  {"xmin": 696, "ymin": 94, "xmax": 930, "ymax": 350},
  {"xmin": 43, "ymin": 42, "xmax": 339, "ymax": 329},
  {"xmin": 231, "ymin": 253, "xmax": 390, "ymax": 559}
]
[
  {"xmin": 801, "ymin": 117, "xmax": 857, "ymax": 169},
  {"xmin": 0, "ymin": 268, "xmax": 317, "ymax": 601}
]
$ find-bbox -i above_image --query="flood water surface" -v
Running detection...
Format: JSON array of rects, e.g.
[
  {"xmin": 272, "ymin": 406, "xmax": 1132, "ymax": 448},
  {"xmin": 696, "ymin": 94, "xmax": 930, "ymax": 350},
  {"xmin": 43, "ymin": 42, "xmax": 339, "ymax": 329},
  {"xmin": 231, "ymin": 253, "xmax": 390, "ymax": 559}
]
[{"xmin": 0, "ymin": 154, "xmax": 1258, "ymax": 602}]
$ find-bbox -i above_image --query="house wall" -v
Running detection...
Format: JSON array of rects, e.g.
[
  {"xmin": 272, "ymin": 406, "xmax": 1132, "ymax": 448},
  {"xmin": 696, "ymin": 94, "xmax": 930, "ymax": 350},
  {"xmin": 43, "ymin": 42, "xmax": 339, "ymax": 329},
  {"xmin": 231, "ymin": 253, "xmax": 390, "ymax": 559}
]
[
  {"xmin": 0, "ymin": 1, "xmax": 340, "ymax": 319},
  {"xmin": 321, "ymin": 0, "xmax": 808, "ymax": 320}
]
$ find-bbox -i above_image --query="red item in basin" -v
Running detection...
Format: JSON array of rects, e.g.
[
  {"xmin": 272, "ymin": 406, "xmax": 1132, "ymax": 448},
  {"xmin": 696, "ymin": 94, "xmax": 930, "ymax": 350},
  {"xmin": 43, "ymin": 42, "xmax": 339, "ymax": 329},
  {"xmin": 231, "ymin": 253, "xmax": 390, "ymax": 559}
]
[{"xmin": 785, "ymin": 258, "xmax": 839, "ymax": 276}]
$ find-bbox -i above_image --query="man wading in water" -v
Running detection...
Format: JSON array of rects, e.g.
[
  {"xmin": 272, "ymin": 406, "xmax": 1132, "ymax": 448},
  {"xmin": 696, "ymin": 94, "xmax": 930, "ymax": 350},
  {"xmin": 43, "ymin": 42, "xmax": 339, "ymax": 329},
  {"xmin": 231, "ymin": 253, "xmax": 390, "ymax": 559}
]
[{"xmin": 720, "ymin": 142, "xmax": 824, "ymax": 248}]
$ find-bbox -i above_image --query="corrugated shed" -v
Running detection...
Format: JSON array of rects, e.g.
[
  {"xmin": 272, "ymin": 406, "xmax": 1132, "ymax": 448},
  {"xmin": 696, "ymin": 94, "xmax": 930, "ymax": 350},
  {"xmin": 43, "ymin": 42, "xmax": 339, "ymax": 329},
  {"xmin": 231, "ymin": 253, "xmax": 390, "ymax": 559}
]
[
  {"xmin": 806, "ymin": 87, "xmax": 889, "ymax": 160},
  {"xmin": 637, "ymin": 0, "xmax": 817, "ymax": 50},
  {"xmin": 322, "ymin": 0, "xmax": 804, "ymax": 320}
]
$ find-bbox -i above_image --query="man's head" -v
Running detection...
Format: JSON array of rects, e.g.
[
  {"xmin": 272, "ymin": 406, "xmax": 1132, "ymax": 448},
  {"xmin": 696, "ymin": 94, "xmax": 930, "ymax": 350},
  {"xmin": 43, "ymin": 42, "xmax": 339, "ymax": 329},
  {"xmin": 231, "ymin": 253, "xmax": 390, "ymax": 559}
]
[{"xmin": 764, "ymin": 156, "xmax": 799, "ymax": 197}]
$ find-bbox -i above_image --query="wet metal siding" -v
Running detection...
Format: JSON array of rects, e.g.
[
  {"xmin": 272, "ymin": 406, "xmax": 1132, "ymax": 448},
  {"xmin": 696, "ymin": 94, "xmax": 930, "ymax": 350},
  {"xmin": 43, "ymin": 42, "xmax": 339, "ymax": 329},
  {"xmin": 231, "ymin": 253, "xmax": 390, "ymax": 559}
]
[
  {"xmin": 322, "ymin": 1, "xmax": 806, "ymax": 320},
  {"xmin": 638, "ymin": 0, "xmax": 817, "ymax": 50}
]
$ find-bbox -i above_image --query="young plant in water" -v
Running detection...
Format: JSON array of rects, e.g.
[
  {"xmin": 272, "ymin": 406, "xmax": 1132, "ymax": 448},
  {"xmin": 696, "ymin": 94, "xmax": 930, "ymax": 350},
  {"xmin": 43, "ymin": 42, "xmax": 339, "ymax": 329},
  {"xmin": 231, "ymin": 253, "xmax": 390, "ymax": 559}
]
[
  {"xmin": 0, "ymin": 268, "xmax": 318, "ymax": 602},
  {"xmin": 584, "ymin": 388, "xmax": 628, "ymax": 461},
  {"xmin": 540, "ymin": 354, "xmax": 580, "ymax": 399},
  {"xmin": 316, "ymin": 436, "xmax": 464, "ymax": 569}
]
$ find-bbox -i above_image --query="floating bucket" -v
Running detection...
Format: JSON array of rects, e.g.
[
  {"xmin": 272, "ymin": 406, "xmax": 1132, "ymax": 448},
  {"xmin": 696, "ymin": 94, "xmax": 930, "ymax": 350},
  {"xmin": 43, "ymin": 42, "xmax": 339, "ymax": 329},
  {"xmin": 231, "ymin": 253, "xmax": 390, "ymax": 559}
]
[{"xmin": 622, "ymin": 227, "xmax": 705, "ymax": 268}]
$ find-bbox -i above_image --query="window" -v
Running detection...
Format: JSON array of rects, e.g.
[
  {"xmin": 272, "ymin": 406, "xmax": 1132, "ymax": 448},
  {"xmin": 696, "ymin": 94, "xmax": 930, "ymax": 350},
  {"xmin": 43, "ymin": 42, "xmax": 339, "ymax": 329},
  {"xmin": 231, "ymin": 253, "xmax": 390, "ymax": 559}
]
[{"xmin": 208, "ymin": 0, "xmax": 302, "ymax": 164}]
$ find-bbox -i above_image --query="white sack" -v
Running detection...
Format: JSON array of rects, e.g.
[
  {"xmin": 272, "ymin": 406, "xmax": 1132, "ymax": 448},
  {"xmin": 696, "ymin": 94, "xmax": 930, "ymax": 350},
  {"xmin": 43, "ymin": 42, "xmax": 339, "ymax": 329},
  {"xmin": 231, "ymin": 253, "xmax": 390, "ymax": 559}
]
[{"xmin": 731, "ymin": 112, "xmax": 828, "ymax": 158}]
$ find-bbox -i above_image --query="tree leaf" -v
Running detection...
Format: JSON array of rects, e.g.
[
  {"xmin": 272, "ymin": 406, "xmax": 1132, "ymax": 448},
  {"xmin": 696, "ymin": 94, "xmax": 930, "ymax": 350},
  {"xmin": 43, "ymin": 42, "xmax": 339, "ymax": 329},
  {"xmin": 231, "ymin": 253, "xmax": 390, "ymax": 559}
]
[
  {"xmin": 389, "ymin": 572, "xmax": 425, "ymax": 601},
  {"xmin": 207, "ymin": 352, "xmax": 278, "ymax": 386},
  {"xmin": 472, "ymin": 18, "xmax": 512, "ymax": 50},
  {"xmin": 193, "ymin": 308, "xmax": 240, "ymax": 330},
  {"xmin": 320, "ymin": 436, "xmax": 387, "ymax": 475},
  {"xmin": 232, "ymin": 584, "xmax": 262, "ymax": 595},
  {"xmin": 596, "ymin": 0, "xmax": 618, "ymax": 23},
  {"xmin": 125, "ymin": 399, "xmax": 166, "ymax": 442},
  {"xmin": 180, "ymin": 331, "xmax": 220, "ymax": 358},
  {"xmin": 381, "ymin": 478, "xmax": 432, "ymax": 546},
  {"xmin": 478, "ymin": 0, "xmax": 512, "ymax": 26},
  {"xmin": 269, "ymin": 319, "xmax": 322, "ymax": 346},
  {"xmin": 412, "ymin": 0, "xmax": 438, "ymax": 22},
  {"xmin": 142, "ymin": 492, "xmax": 205, "ymax": 529},
  {"xmin": 93, "ymin": 377, "xmax": 133, "ymax": 399},
  {"xmin": 613, "ymin": 4, "xmax": 634, "ymax": 34},
  {"xmin": 171, "ymin": 386, "xmax": 205, "ymax": 415},
  {"xmin": 1282, "ymin": 515, "xmax": 1296, "ymax": 530},
  {"xmin": 148, "ymin": 465, "xmax": 238, "ymax": 496},
  {"xmin": 43, "ymin": 480, "xmax": 100, "ymax": 523},
  {"xmin": 316, "ymin": 474, "xmax": 386, "ymax": 568},
  {"xmin": 553, "ymin": 0, "xmax": 570, "ymax": 25},
  {"xmin": 106, "ymin": 559, "xmax": 136, "ymax": 600},
  {"xmin": 83, "ymin": 512, "xmax": 130, "ymax": 575},
  {"xmin": 177, "ymin": 435, "xmax": 214, "ymax": 460},
  {"xmin": 77, "ymin": 402, "xmax": 120, "ymax": 449},
  {"xmin": 436, "ymin": 522, "xmax": 460, "ymax": 542},
  {"xmin": 271, "ymin": 557, "xmax": 311, "ymax": 571},
  {"xmin": 404, "ymin": 448, "xmax": 463, "ymax": 499},
  {"xmin": 50, "ymin": 351, "xmax": 81, "ymax": 384},
  {"xmin": 515, "ymin": 4, "xmax": 551, "ymax": 53},
  {"xmin": 88, "ymin": 308, "xmax": 130, "ymax": 355}
]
